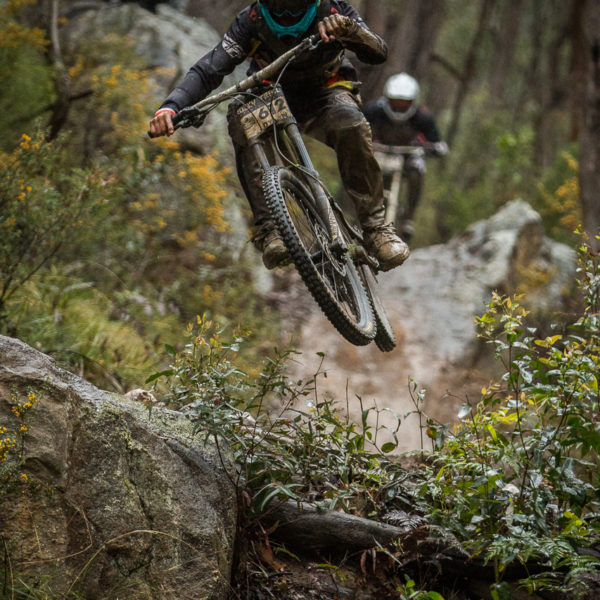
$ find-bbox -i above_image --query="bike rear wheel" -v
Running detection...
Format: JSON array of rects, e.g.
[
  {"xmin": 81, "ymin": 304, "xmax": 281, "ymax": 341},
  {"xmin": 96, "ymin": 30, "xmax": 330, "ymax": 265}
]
[{"xmin": 263, "ymin": 166, "xmax": 376, "ymax": 346}]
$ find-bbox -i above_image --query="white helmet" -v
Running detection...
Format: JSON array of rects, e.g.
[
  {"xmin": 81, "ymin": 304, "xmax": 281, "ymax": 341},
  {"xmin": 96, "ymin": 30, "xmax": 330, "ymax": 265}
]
[{"xmin": 383, "ymin": 72, "xmax": 420, "ymax": 121}]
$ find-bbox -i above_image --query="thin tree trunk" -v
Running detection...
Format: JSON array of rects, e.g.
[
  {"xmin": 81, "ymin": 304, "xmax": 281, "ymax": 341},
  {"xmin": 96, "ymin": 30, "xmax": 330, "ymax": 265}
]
[
  {"xmin": 396, "ymin": 0, "xmax": 446, "ymax": 81},
  {"xmin": 47, "ymin": 0, "xmax": 72, "ymax": 140},
  {"xmin": 358, "ymin": 0, "xmax": 446, "ymax": 103},
  {"xmin": 527, "ymin": 1, "xmax": 571, "ymax": 171},
  {"xmin": 489, "ymin": 0, "xmax": 523, "ymax": 103},
  {"xmin": 445, "ymin": 0, "xmax": 496, "ymax": 146},
  {"xmin": 356, "ymin": 0, "xmax": 401, "ymax": 100},
  {"xmin": 578, "ymin": 0, "xmax": 600, "ymax": 251}
]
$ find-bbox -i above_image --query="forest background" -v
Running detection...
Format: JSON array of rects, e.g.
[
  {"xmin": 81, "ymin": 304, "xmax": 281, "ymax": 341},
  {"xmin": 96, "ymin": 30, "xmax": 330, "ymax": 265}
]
[
  {"xmin": 1, "ymin": 1, "xmax": 600, "ymax": 598},
  {"xmin": 0, "ymin": 0, "xmax": 598, "ymax": 389}
]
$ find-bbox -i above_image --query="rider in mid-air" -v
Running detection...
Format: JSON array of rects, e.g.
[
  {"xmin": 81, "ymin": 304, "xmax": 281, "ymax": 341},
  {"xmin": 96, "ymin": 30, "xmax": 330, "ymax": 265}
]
[
  {"xmin": 363, "ymin": 72, "xmax": 449, "ymax": 242},
  {"xmin": 149, "ymin": 0, "xmax": 410, "ymax": 271}
]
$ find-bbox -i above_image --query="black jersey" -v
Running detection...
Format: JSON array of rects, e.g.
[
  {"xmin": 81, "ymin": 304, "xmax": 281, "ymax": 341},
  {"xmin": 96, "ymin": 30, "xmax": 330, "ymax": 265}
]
[
  {"xmin": 160, "ymin": 1, "xmax": 387, "ymax": 113},
  {"xmin": 363, "ymin": 97, "xmax": 442, "ymax": 146}
]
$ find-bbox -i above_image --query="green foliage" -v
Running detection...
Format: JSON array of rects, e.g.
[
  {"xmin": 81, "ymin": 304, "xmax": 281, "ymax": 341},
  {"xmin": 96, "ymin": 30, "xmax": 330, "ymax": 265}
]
[
  {"xmin": 416, "ymin": 102, "xmax": 540, "ymax": 247},
  {"xmin": 396, "ymin": 576, "xmax": 445, "ymax": 600},
  {"xmin": 156, "ymin": 316, "xmax": 403, "ymax": 515},
  {"xmin": 418, "ymin": 240, "xmax": 600, "ymax": 595},
  {"xmin": 0, "ymin": 0, "xmax": 53, "ymax": 149},
  {"xmin": 0, "ymin": 131, "xmax": 99, "ymax": 319},
  {"xmin": 151, "ymin": 239, "xmax": 599, "ymax": 598},
  {"xmin": 0, "ymin": 15, "xmax": 279, "ymax": 391}
]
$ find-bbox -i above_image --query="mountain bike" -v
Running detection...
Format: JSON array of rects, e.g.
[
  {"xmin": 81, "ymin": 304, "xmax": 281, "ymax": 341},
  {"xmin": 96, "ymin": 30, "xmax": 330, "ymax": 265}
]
[
  {"xmin": 373, "ymin": 142, "xmax": 425, "ymax": 239},
  {"xmin": 149, "ymin": 34, "xmax": 396, "ymax": 351}
]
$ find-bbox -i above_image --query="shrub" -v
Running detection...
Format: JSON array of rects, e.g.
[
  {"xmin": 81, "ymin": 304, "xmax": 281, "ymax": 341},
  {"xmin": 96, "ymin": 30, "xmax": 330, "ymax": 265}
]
[
  {"xmin": 153, "ymin": 237, "xmax": 599, "ymax": 598},
  {"xmin": 0, "ymin": 130, "xmax": 99, "ymax": 323}
]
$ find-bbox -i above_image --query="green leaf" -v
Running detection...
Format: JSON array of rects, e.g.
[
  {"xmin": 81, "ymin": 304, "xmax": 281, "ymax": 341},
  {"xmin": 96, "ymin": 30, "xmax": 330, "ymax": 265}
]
[
  {"xmin": 145, "ymin": 369, "xmax": 173, "ymax": 384},
  {"xmin": 381, "ymin": 442, "xmax": 397, "ymax": 453},
  {"xmin": 486, "ymin": 424, "xmax": 498, "ymax": 441}
]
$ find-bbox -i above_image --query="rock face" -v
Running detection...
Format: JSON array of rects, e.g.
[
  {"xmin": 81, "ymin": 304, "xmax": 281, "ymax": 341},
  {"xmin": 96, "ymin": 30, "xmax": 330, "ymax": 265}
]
[
  {"xmin": 63, "ymin": 2, "xmax": 237, "ymax": 156},
  {"xmin": 0, "ymin": 335, "xmax": 237, "ymax": 600},
  {"xmin": 289, "ymin": 200, "xmax": 577, "ymax": 450}
]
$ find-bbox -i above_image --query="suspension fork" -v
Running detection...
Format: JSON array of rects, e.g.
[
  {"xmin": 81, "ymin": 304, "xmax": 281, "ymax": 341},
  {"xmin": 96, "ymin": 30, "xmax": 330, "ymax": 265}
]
[
  {"xmin": 250, "ymin": 123, "xmax": 342, "ymax": 247},
  {"xmin": 282, "ymin": 123, "xmax": 341, "ymax": 243}
]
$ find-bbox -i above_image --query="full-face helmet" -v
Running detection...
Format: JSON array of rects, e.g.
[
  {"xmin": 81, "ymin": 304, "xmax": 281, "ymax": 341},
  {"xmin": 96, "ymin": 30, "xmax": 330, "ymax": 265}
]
[
  {"xmin": 383, "ymin": 72, "xmax": 420, "ymax": 121},
  {"xmin": 259, "ymin": 0, "xmax": 320, "ymax": 38}
]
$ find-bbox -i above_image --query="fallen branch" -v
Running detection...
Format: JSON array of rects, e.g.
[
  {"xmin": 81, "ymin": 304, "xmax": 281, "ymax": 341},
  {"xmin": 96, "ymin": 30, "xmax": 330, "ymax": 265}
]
[{"xmin": 260, "ymin": 501, "xmax": 427, "ymax": 555}]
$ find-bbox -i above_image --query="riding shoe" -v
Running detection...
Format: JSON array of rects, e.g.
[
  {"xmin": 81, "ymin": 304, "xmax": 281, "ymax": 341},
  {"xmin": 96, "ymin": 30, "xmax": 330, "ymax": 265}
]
[
  {"xmin": 363, "ymin": 223, "xmax": 410, "ymax": 271},
  {"xmin": 252, "ymin": 222, "xmax": 289, "ymax": 270}
]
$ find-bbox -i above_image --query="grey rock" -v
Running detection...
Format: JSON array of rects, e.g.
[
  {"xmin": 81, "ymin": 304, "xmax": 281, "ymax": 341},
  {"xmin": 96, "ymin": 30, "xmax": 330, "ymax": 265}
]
[{"xmin": 0, "ymin": 335, "xmax": 236, "ymax": 600}]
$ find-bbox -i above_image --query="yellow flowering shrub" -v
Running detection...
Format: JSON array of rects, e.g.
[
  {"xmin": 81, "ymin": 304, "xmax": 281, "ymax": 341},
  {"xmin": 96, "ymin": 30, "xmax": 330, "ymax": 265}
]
[
  {"xmin": 538, "ymin": 151, "xmax": 582, "ymax": 238},
  {"xmin": 0, "ymin": 131, "xmax": 98, "ymax": 316},
  {"xmin": 0, "ymin": 0, "xmax": 47, "ymax": 52},
  {"xmin": 1, "ymin": 391, "xmax": 37, "ymax": 470},
  {"xmin": 0, "ymin": 11, "xmax": 278, "ymax": 392}
]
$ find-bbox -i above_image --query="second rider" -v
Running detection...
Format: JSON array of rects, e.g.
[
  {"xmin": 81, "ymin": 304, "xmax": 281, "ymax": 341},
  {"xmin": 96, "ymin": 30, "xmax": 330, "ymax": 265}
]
[{"xmin": 148, "ymin": 0, "xmax": 410, "ymax": 271}]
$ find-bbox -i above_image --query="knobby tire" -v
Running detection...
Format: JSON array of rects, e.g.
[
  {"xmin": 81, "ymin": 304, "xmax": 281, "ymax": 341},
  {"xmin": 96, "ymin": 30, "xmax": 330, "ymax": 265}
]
[
  {"xmin": 263, "ymin": 166, "xmax": 376, "ymax": 346},
  {"xmin": 359, "ymin": 265, "xmax": 397, "ymax": 352}
]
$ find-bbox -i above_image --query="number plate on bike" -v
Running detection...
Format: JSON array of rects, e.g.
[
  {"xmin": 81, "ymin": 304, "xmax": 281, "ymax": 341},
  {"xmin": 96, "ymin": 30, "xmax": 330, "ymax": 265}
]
[{"xmin": 237, "ymin": 87, "xmax": 294, "ymax": 140}]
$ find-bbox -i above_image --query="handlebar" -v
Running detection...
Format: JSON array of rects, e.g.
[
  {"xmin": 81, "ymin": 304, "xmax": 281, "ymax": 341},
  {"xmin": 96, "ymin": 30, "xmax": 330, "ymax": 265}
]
[
  {"xmin": 148, "ymin": 33, "xmax": 323, "ymax": 139},
  {"xmin": 372, "ymin": 143, "xmax": 427, "ymax": 156}
]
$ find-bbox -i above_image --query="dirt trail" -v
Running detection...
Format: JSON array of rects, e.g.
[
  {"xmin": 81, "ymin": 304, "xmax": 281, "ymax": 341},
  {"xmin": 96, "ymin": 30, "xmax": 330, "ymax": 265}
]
[{"xmin": 276, "ymin": 261, "xmax": 478, "ymax": 452}]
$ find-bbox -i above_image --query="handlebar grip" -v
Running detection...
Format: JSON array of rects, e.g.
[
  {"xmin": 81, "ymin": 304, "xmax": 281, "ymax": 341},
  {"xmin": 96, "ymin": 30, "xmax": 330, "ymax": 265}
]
[{"xmin": 147, "ymin": 110, "xmax": 182, "ymax": 139}]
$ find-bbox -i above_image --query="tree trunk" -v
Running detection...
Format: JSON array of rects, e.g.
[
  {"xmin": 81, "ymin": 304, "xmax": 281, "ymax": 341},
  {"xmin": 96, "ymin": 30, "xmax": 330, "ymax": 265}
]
[
  {"xmin": 256, "ymin": 501, "xmax": 599, "ymax": 600},
  {"xmin": 488, "ymin": 0, "xmax": 523, "ymax": 104},
  {"xmin": 527, "ymin": 0, "xmax": 572, "ymax": 171},
  {"xmin": 47, "ymin": 0, "xmax": 72, "ymax": 140},
  {"xmin": 578, "ymin": 0, "xmax": 600, "ymax": 251},
  {"xmin": 357, "ymin": 0, "xmax": 446, "ymax": 103},
  {"xmin": 261, "ymin": 501, "xmax": 426, "ymax": 554},
  {"xmin": 444, "ymin": 0, "xmax": 496, "ymax": 146},
  {"xmin": 355, "ymin": 0, "xmax": 402, "ymax": 101}
]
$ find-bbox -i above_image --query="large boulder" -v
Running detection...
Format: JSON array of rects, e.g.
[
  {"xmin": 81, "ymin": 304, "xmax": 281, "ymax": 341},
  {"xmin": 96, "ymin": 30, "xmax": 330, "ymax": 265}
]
[
  {"xmin": 0, "ymin": 335, "xmax": 237, "ymax": 600},
  {"xmin": 288, "ymin": 200, "xmax": 577, "ymax": 449}
]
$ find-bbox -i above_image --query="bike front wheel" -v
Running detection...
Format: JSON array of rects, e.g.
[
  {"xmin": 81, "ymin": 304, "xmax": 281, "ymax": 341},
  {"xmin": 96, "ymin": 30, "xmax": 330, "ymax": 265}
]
[
  {"xmin": 263, "ymin": 166, "xmax": 376, "ymax": 346},
  {"xmin": 359, "ymin": 265, "xmax": 397, "ymax": 352}
]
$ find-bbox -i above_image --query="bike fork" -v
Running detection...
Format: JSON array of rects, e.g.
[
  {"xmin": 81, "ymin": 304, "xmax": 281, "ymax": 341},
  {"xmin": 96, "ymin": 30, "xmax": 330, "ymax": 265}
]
[
  {"xmin": 283, "ymin": 123, "xmax": 342, "ymax": 246},
  {"xmin": 384, "ymin": 167, "xmax": 403, "ymax": 225}
]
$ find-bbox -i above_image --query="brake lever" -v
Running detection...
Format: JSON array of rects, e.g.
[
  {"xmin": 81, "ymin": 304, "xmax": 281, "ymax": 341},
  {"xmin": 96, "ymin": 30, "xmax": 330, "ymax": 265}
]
[
  {"xmin": 147, "ymin": 108, "xmax": 207, "ymax": 138},
  {"xmin": 307, "ymin": 34, "xmax": 324, "ymax": 51}
]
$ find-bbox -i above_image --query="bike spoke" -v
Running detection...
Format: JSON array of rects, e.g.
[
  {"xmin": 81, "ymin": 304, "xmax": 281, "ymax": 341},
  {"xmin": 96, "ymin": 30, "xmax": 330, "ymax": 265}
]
[{"xmin": 264, "ymin": 166, "xmax": 376, "ymax": 346}]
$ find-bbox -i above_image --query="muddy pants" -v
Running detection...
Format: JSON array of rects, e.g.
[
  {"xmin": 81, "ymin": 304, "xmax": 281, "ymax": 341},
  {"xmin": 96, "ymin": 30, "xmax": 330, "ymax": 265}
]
[{"xmin": 227, "ymin": 86, "xmax": 385, "ymax": 231}]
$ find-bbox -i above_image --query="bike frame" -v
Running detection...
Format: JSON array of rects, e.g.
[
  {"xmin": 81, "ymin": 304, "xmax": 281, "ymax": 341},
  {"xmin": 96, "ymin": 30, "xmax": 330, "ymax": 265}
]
[
  {"xmin": 373, "ymin": 143, "xmax": 424, "ymax": 226},
  {"xmin": 235, "ymin": 84, "xmax": 345, "ymax": 250}
]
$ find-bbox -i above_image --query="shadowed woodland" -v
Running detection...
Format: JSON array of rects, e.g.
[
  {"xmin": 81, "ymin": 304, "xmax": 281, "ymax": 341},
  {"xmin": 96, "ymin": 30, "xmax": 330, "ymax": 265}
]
[{"xmin": 1, "ymin": 0, "xmax": 600, "ymax": 598}]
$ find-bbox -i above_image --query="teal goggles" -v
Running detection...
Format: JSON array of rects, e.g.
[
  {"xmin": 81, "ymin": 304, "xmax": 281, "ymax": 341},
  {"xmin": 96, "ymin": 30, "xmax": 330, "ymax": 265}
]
[
  {"xmin": 271, "ymin": 6, "xmax": 305, "ymax": 16},
  {"xmin": 260, "ymin": 1, "xmax": 319, "ymax": 38}
]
